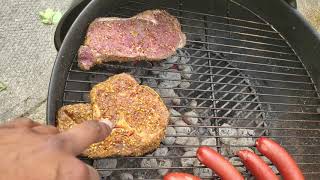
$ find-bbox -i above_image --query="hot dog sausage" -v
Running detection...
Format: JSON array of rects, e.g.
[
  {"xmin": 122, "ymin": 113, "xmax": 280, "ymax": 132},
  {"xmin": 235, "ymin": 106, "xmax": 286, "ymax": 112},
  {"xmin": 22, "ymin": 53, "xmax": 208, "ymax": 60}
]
[
  {"xmin": 256, "ymin": 137, "xmax": 304, "ymax": 180},
  {"xmin": 237, "ymin": 150, "xmax": 278, "ymax": 180},
  {"xmin": 196, "ymin": 146, "xmax": 244, "ymax": 180},
  {"xmin": 163, "ymin": 172, "xmax": 201, "ymax": 180}
]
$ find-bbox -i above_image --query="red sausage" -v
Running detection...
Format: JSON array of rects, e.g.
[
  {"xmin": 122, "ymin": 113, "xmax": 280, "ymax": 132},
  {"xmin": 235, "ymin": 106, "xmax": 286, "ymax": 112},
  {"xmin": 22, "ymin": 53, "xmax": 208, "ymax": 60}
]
[
  {"xmin": 237, "ymin": 150, "xmax": 278, "ymax": 180},
  {"xmin": 256, "ymin": 137, "xmax": 304, "ymax": 180},
  {"xmin": 196, "ymin": 146, "xmax": 244, "ymax": 180},
  {"xmin": 163, "ymin": 172, "xmax": 201, "ymax": 180}
]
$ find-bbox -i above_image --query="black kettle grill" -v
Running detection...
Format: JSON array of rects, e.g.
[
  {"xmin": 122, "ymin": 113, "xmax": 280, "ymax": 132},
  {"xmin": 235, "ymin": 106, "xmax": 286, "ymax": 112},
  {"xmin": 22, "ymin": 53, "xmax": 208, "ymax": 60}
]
[{"xmin": 47, "ymin": 0, "xmax": 320, "ymax": 179}]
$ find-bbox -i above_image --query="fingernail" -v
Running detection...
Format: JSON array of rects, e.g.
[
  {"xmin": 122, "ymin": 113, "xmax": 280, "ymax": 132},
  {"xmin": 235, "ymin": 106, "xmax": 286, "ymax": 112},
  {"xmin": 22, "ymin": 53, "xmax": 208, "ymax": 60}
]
[{"xmin": 100, "ymin": 119, "xmax": 114, "ymax": 129}]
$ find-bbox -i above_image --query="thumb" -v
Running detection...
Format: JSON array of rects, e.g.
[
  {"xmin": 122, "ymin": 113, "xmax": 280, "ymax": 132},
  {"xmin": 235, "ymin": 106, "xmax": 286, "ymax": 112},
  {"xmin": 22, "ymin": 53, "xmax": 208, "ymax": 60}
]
[
  {"xmin": 56, "ymin": 119, "xmax": 114, "ymax": 155},
  {"xmin": 87, "ymin": 165, "xmax": 100, "ymax": 180}
]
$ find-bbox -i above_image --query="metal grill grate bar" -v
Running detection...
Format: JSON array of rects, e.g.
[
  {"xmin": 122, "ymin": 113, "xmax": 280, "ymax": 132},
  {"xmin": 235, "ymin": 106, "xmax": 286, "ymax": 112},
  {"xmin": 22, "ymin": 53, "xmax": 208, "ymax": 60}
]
[
  {"xmin": 157, "ymin": 54, "xmax": 303, "ymax": 69},
  {"xmin": 116, "ymin": 10, "xmax": 285, "ymax": 42},
  {"xmin": 72, "ymin": 62, "xmax": 308, "ymax": 77},
  {"xmin": 64, "ymin": 90, "xmax": 319, "ymax": 107},
  {"xmin": 64, "ymin": 89, "xmax": 320, "ymax": 100},
  {"xmin": 166, "ymin": 56, "xmax": 304, "ymax": 69},
  {"xmin": 185, "ymin": 32, "xmax": 290, "ymax": 48},
  {"xmin": 184, "ymin": 47, "xmax": 298, "ymax": 62},
  {"xmin": 118, "ymin": 7, "xmax": 279, "ymax": 34},
  {"xmin": 62, "ymin": 99, "xmax": 319, "ymax": 116},
  {"xmin": 168, "ymin": 106, "xmax": 319, "ymax": 114},
  {"xmin": 127, "ymin": 0, "xmax": 272, "ymax": 26},
  {"xmin": 87, "ymin": 154, "xmax": 320, "ymax": 160},
  {"xmin": 167, "ymin": 126, "xmax": 320, "ymax": 132},
  {"xmin": 183, "ymin": 24, "xmax": 282, "ymax": 40},
  {"xmin": 66, "ymin": 79, "xmax": 319, "ymax": 98},
  {"xmin": 66, "ymin": 70, "xmax": 316, "ymax": 88},
  {"xmin": 113, "ymin": 12, "xmax": 285, "ymax": 43},
  {"xmin": 177, "ymin": 16, "xmax": 278, "ymax": 33},
  {"xmin": 95, "ymin": 163, "xmax": 320, "ymax": 171},
  {"xmin": 162, "ymin": 135, "xmax": 320, "ymax": 139},
  {"xmin": 72, "ymin": 53, "xmax": 305, "ymax": 69},
  {"xmin": 187, "ymin": 39, "xmax": 294, "ymax": 55}
]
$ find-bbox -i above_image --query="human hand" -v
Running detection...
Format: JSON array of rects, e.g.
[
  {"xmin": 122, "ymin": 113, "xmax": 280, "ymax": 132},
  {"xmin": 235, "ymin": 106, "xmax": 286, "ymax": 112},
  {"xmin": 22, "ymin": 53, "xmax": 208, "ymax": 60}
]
[{"xmin": 0, "ymin": 117, "xmax": 113, "ymax": 180}]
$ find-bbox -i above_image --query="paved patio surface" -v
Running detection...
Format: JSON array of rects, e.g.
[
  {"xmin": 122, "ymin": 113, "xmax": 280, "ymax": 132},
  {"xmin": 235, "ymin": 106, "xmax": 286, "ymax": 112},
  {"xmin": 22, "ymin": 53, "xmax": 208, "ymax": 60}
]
[{"xmin": 0, "ymin": 0, "xmax": 72, "ymax": 123}]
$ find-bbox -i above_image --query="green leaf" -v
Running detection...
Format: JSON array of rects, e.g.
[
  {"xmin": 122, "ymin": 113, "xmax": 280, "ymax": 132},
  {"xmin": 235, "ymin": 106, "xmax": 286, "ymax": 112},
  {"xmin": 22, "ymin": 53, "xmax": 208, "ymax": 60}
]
[
  {"xmin": 39, "ymin": 8, "xmax": 62, "ymax": 25},
  {"xmin": 0, "ymin": 82, "xmax": 7, "ymax": 92},
  {"xmin": 52, "ymin": 11, "xmax": 62, "ymax": 24}
]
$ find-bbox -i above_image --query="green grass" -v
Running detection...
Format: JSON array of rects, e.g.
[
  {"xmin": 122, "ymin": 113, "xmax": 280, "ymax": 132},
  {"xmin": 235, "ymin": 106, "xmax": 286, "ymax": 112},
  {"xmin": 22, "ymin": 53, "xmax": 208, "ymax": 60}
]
[{"xmin": 0, "ymin": 81, "xmax": 6, "ymax": 92}]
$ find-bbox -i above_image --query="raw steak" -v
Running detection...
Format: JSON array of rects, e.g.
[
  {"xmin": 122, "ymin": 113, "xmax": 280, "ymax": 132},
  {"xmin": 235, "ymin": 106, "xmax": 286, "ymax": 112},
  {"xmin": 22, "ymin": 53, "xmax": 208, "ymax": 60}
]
[
  {"xmin": 78, "ymin": 10, "xmax": 186, "ymax": 70},
  {"xmin": 57, "ymin": 73, "xmax": 169, "ymax": 157}
]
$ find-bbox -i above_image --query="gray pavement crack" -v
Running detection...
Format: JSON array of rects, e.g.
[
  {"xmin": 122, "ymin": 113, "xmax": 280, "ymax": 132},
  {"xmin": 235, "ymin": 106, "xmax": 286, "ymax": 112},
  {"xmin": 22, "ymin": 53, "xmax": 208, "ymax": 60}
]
[{"xmin": 20, "ymin": 98, "xmax": 47, "ymax": 118}]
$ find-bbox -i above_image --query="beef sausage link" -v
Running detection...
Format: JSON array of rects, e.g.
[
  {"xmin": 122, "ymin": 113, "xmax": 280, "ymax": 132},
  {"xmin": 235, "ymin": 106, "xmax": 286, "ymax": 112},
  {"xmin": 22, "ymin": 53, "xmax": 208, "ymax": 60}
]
[
  {"xmin": 163, "ymin": 172, "xmax": 201, "ymax": 180},
  {"xmin": 196, "ymin": 146, "xmax": 244, "ymax": 180},
  {"xmin": 237, "ymin": 150, "xmax": 278, "ymax": 180},
  {"xmin": 256, "ymin": 137, "xmax": 304, "ymax": 180}
]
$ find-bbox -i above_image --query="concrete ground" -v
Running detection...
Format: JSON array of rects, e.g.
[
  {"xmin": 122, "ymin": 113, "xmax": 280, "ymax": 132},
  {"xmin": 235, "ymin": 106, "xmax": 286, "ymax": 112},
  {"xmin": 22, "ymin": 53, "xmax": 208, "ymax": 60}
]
[
  {"xmin": 297, "ymin": 0, "xmax": 320, "ymax": 32},
  {"xmin": 0, "ymin": 0, "xmax": 319, "ymax": 124},
  {"xmin": 0, "ymin": 0, "xmax": 72, "ymax": 123}
]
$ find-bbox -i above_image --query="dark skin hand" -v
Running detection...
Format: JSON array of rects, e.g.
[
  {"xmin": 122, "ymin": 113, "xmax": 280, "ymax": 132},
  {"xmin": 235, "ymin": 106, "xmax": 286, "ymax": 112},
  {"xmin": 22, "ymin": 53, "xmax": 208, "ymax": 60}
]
[{"xmin": 0, "ymin": 117, "xmax": 113, "ymax": 180}]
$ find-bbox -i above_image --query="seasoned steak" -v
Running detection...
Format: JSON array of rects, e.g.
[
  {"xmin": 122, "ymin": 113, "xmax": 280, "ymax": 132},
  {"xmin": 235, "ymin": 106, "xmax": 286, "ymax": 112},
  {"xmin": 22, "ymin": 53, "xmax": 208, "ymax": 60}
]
[
  {"xmin": 57, "ymin": 73, "xmax": 169, "ymax": 158},
  {"xmin": 78, "ymin": 10, "xmax": 186, "ymax": 70},
  {"xmin": 57, "ymin": 104, "xmax": 92, "ymax": 127}
]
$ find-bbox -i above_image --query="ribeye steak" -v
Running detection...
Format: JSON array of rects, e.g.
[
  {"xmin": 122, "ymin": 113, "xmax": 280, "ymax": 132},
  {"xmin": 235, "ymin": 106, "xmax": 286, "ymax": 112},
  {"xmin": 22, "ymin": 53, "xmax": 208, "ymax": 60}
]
[{"xmin": 78, "ymin": 10, "xmax": 186, "ymax": 70}]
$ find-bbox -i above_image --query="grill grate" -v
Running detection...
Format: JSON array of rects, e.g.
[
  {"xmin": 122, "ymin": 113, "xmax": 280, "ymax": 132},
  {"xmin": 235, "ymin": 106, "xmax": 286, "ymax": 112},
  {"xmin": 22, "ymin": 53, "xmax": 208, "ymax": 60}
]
[{"xmin": 61, "ymin": 0, "xmax": 320, "ymax": 179}]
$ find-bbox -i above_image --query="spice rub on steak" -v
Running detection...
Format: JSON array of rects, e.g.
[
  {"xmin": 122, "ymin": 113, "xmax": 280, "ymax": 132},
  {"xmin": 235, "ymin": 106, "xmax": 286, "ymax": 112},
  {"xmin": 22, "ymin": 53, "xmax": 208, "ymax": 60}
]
[
  {"xmin": 78, "ymin": 10, "xmax": 186, "ymax": 70},
  {"xmin": 57, "ymin": 73, "xmax": 169, "ymax": 158}
]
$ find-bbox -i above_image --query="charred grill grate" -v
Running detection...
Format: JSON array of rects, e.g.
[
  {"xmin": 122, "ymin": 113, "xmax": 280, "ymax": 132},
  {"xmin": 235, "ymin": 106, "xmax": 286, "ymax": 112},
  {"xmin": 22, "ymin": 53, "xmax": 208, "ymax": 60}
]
[{"xmin": 61, "ymin": 0, "xmax": 320, "ymax": 179}]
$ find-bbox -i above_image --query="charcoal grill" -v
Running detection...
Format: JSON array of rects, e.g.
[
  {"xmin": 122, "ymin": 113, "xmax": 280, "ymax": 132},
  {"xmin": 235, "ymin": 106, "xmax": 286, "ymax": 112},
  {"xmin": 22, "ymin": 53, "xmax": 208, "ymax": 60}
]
[{"xmin": 47, "ymin": 0, "xmax": 320, "ymax": 179}]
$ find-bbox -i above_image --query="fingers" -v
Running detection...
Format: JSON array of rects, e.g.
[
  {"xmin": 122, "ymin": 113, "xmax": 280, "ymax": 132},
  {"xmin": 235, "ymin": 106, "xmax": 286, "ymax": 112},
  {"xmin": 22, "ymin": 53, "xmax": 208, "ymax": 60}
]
[
  {"xmin": 32, "ymin": 125, "xmax": 59, "ymax": 134},
  {"xmin": 86, "ymin": 165, "xmax": 100, "ymax": 180},
  {"xmin": 0, "ymin": 118, "xmax": 41, "ymax": 129},
  {"xmin": 1, "ymin": 117, "xmax": 58, "ymax": 134},
  {"xmin": 56, "ymin": 120, "xmax": 113, "ymax": 155},
  {"xmin": 57, "ymin": 158, "xmax": 100, "ymax": 180}
]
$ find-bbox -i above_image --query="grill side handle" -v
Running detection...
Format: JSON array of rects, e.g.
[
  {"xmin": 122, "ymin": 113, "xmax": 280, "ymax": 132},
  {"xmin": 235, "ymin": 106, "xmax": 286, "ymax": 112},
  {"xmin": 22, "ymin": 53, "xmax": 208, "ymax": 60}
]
[{"xmin": 54, "ymin": 0, "xmax": 91, "ymax": 51}]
